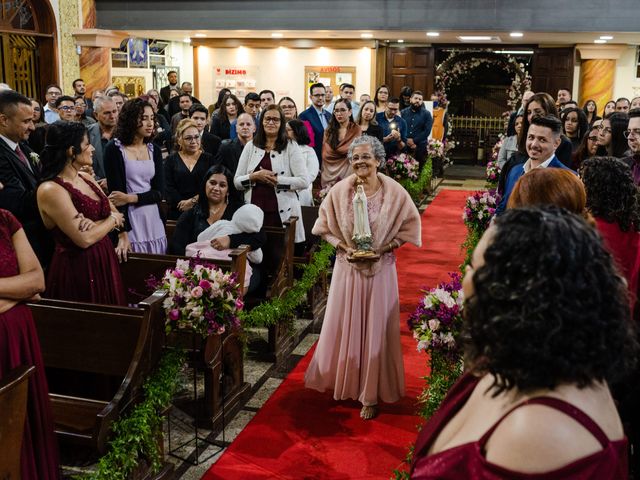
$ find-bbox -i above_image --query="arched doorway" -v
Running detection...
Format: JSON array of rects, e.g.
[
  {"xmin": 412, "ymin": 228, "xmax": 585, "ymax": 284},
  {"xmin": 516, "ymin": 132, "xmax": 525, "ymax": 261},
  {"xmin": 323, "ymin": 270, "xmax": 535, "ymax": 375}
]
[{"xmin": 0, "ymin": 0, "xmax": 58, "ymax": 99}]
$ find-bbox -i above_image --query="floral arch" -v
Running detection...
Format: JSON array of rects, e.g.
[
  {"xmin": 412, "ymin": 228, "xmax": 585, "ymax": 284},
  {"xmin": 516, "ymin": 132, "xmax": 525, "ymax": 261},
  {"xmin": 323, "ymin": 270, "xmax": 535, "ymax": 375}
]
[{"xmin": 435, "ymin": 50, "xmax": 532, "ymax": 110}]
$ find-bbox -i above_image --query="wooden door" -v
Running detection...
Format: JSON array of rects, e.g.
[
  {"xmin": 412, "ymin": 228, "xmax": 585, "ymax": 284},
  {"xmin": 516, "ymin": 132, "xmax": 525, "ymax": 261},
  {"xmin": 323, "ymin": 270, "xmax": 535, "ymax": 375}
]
[
  {"xmin": 385, "ymin": 47, "xmax": 435, "ymax": 98},
  {"xmin": 531, "ymin": 48, "xmax": 575, "ymax": 97},
  {"xmin": 1, "ymin": 34, "xmax": 39, "ymax": 99}
]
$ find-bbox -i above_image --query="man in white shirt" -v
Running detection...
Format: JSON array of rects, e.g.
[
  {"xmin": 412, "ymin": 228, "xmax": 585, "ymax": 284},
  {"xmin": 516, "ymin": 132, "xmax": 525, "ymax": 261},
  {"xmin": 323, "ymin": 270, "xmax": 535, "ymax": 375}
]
[{"xmin": 43, "ymin": 84, "xmax": 62, "ymax": 124}]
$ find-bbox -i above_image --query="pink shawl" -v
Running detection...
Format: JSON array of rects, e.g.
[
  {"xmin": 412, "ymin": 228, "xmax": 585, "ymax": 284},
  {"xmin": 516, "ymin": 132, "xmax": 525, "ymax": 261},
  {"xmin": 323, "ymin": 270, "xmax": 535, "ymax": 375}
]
[
  {"xmin": 321, "ymin": 123, "xmax": 361, "ymax": 187},
  {"xmin": 313, "ymin": 173, "xmax": 422, "ymax": 275}
]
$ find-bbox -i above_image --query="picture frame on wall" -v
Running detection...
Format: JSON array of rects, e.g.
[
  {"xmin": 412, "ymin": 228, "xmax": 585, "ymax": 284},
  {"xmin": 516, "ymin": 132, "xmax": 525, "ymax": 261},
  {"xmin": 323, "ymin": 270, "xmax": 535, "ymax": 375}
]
[{"xmin": 304, "ymin": 66, "xmax": 356, "ymax": 108}]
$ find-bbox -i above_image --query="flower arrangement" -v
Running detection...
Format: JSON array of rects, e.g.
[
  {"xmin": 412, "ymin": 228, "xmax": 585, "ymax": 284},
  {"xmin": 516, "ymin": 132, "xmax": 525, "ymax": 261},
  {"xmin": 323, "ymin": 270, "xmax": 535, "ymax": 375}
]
[
  {"xmin": 462, "ymin": 189, "xmax": 500, "ymax": 234},
  {"xmin": 408, "ymin": 273, "xmax": 464, "ymax": 359},
  {"xmin": 313, "ymin": 184, "xmax": 333, "ymax": 205},
  {"xmin": 427, "ymin": 138, "xmax": 445, "ymax": 159},
  {"xmin": 386, "ymin": 152, "xmax": 419, "ymax": 181},
  {"xmin": 485, "ymin": 160, "xmax": 501, "ymax": 185},
  {"xmin": 161, "ymin": 258, "xmax": 243, "ymax": 337}
]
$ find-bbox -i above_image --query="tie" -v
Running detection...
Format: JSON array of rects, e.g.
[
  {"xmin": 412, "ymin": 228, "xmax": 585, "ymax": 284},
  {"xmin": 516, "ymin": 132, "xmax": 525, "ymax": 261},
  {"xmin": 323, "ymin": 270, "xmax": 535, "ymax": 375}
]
[
  {"xmin": 15, "ymin": 145, "xmax": 32, "ymax": 172},
  {"xmin": 319, "ymin": 111, "xmax": 327, "ymax": 129}
]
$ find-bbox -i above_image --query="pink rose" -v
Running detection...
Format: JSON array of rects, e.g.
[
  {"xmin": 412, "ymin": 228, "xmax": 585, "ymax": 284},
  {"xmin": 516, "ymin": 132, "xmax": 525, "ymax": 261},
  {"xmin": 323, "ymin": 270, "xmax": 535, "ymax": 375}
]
[
  {"xmin": 169, "ymin": 309, "xmax": 180, "ymax": 321},
  {"xmin": 191, "ymin": 286, "xmax": 203, "ymax": 298},
  {"xmin": 235, "ymin": 298, "xmax": 244, "ymax": 310},
  {"xmin": 199, "ymin": 279, "xmax": 211, "ymax": 290},
  {"xmin": 174, "ymin": 268, "xmax": 184, "ymax": 278}
]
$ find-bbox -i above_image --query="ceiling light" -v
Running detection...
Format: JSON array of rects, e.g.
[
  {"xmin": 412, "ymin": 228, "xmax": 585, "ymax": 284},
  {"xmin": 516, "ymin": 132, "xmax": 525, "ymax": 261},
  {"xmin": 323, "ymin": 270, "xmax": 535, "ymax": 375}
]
[
  {"xmin": 426, "ymin": 32, "xmax": 440, "ymax": 37},
  {"xmin": 594, "ymin": 39, "xmax": 607, "ymax": 44},
  {"xmin": 493, "ymin": 49, "xmax": 534, "ymax": 55},
  {"xmin": 397, "ymin": 39, "xmax": 404, "ymax": 43},
  {"xmin": 509, "ymin": 32, "xmax": 524, "ymax": 38},
  {"xmin": 194, "ymin": 33, "xmax": 206, "ymax": 38},
  {"xmin": 600, "ymin": 35, "xmax": 613, "ymax": 40},
  {"xmin": 361, "ymin": 33, "xmax": 373, "ymax": 39},
  {"xmin": 458, "ymin": 35, "xmax": 493, "ymax": 41},
  {"xmin": 271, "ymin": 32, "xmax": 283, "ymax": 38}
]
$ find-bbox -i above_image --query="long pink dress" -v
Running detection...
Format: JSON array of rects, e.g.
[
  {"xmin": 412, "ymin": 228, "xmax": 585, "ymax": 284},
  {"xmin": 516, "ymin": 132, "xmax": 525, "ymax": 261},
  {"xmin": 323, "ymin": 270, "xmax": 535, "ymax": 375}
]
[{"xmin": 305, "ymin": 176, "xmax": 420, "ymax": 406}]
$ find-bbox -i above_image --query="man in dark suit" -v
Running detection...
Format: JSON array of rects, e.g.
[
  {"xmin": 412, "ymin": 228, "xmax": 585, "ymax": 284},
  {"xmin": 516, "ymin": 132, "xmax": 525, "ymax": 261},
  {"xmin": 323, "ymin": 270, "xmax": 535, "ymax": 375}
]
[
  {"xmin": 496, "ymin": 115, "xmax": 574, "ymax": 215},
  {"xmin": 159, "ymin": 70, "xmax": 179, "ymax": 105},
  {"xmin": 299, "ymin": 82, "xmax": 331, "ymax": 167},
  {"xmin": 215, "ymin": 112, "xmax": 255, "ymax": 202},
  {"xmin": 0, "ymin": 90, "xmax": 53, "ymax": 265},
  {"xmin": 167, "ymin": 82, "xmax": 201, "ymax": 118},
  {"xmin": 72, "ymin": 78, "xmax": 94, "ymax": 118},
  {"xmin": 189, "ymin": 104, "xmax": 221, "ymax": 157}
]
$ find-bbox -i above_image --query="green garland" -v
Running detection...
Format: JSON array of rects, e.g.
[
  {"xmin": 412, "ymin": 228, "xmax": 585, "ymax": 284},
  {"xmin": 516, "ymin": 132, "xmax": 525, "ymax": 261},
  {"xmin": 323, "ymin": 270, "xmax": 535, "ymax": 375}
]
[
  {"xmin": 79, "ymin": 349, "xmax": 185, "ymax": 480},
  {"xmin": 239, "ymin": 241, "xmax": 335, "ymax": 329},
  {"xmin": 399, "ymin": 158, "xmax": 433, "ymax": 202}
]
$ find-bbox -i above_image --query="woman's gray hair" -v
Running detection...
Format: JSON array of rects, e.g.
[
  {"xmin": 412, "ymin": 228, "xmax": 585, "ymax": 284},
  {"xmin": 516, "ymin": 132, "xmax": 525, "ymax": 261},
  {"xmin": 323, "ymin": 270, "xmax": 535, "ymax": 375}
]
[{"xmin": 347, "ymin": 135, "xmax": 386, "ymax": 167}]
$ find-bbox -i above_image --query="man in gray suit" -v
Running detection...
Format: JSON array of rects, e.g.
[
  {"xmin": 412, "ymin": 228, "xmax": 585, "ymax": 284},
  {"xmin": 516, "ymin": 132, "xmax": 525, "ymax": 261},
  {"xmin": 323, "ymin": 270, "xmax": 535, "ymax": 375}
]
[{"xmin": 87, "ymin": 96, "xmax": 118, "ymax": 189}]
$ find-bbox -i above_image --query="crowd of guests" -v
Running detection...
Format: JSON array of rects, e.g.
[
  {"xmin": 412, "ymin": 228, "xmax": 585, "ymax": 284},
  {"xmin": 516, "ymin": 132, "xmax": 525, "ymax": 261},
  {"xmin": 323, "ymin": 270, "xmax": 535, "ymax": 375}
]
[{"xmin": 1, "ymin": 73, "xmax": 640, "ymax": 478}]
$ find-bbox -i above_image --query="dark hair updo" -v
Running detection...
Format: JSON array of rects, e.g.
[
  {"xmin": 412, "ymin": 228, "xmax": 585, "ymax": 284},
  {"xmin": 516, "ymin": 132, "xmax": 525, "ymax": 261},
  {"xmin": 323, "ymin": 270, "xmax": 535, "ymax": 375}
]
[
  {"xmin": 464, "ymin": 205, "xmax": 637, "ymax": 395},
  {"xmin": 40, "ymin": 120, "xmax": 88, "ymax": 181}
]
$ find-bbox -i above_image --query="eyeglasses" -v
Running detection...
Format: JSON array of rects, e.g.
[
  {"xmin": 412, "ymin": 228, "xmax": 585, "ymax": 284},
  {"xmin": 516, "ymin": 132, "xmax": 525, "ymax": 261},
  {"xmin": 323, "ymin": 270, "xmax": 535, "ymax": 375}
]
[
  {"xmin": 623, "ymin": 129, "xmax": 640, "ymax": 139},
  {"xmin": 263, "ymin": 117, "xmax": 281, "ymax": 124},
  {"xmin": 58, "ymin": 106, "xmax": 74, "ymax": 111},
  {"xmin": 183, "ymin": 135, "xmax": 200, "ymax": 143}
]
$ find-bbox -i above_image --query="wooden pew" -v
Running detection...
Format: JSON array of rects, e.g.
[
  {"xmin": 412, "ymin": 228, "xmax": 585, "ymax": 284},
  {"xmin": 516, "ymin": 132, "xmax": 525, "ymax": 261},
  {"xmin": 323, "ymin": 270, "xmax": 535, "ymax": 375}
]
[
  {"xmin": 0, "ymin": 365, "xmax": 34, "ymax": 478},
  {"xmin": 119, "ymin": 248, "xmax": 251, "ymax": 430},
  {"xmin": 244, "ymin": 217, "xmax": 298, "ymax": 365},
  {"xmin": 27, "ymin": 291, "xmax": 167, "ymax": 457},
  {"xmin": 292, "ymin": 206, "xmax": 328, "ymax": 323}
]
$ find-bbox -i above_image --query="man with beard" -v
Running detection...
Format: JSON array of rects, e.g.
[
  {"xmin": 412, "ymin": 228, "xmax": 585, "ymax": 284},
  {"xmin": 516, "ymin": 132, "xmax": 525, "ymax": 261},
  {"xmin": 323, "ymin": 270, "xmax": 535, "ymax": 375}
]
[
  {"xmin": 72, "ymin": 78, "xmax": 93, "ymax": 117},
  {"xmin": 496, "ymin": 115, "xmax": 574, "ymax": 214},
  {"xmin": 401, "ymin": 91, "xmax": 433, "ymax": 167}
]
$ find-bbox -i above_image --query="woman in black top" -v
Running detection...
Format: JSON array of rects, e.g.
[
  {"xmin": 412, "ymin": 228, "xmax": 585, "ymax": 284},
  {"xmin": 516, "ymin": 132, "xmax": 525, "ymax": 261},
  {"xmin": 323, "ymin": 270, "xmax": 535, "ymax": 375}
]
[
  {"xmin": 211, "ymin": 93, "xmax": 243, "ymax": 140},
  {"xmin": 169, "ymin": 165, "xmax": 265, "ymax": 256},
  {"xmin": 164, "ymin": 118, "xmax": 214, "ymax": 220},
  {"xmin": 356, "ymin": 100, "xmax": 384, "ymax": 144}
]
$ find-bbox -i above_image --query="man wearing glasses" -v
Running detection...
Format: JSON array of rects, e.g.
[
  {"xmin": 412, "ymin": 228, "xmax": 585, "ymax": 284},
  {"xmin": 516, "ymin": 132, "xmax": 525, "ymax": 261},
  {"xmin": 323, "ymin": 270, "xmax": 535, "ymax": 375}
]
[
  {"xmin": 55, "ymin": 96, "xmax": 77, "ymax": 122},
  {"xmin": 299, "ymin": 82, "xmax": 331, "ymax": 165},
  {"xmin": 622, "ymin": 109, "xmax": 640, "ymax": 185},
  {"xmin": 43, "ymin": 84, "xmax": 62, "ymax": 124}
]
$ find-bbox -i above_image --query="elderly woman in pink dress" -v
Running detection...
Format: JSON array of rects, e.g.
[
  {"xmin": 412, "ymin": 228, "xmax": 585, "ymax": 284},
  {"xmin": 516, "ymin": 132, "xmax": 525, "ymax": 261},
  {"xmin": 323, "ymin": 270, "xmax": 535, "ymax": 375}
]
[{"xmin": 305, "ymin": 135, "xmax": 421, "ymax": 419}]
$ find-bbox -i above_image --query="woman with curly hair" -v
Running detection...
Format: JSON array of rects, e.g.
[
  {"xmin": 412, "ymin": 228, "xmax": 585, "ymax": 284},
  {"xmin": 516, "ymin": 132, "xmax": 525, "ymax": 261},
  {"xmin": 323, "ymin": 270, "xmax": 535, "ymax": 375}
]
[
  {"xmin": 411, "ymin": 206, "xmax": 637, "ymax": 478},
  {"xmin": 104, "ymin": 97, "xmax": 166, "ymax": 258},
  {"xmin": 581, "ymin": 156, "xmax": 640, "ymax": 307}
]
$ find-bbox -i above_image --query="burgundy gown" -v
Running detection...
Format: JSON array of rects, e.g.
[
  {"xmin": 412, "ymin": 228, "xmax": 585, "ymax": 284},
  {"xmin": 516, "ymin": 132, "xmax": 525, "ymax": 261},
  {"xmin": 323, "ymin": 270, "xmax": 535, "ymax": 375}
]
[
  {"xmin": 45, "ymin": 176, "xmax": 126, "ymax": 305},
  {"xmin": 0, "ymin": 209, "xmax": 60, "ymax": 479},
  {"xmin": 411, "ymin": 372, "xmax": 628, "ymax": 479}
]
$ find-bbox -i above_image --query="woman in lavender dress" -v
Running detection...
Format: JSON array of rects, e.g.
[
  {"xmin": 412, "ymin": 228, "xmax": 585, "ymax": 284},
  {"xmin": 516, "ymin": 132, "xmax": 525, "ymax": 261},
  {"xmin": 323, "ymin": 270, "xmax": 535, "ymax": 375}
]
[{"xmin": 104, "ymin": 97, "xmax": 167, "ymax": 259}]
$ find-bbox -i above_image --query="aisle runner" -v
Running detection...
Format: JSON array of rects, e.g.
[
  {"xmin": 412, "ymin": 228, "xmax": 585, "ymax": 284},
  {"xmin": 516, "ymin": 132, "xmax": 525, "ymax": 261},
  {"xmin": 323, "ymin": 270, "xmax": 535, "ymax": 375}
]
[{"xmin": 203, "ymin": 189, "xmax": 473, "ymax": 480}]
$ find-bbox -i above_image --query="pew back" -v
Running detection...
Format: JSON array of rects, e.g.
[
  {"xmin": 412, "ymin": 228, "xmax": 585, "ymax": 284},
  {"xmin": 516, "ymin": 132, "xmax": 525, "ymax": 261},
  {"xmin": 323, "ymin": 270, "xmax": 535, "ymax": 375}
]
[
  {"xmin": 0, "ymin": 365, "xmax": 34, "ymax": 478},
  {"xmin": 28, "ymin": 291, "xmax": 166, "ymax": 453}
]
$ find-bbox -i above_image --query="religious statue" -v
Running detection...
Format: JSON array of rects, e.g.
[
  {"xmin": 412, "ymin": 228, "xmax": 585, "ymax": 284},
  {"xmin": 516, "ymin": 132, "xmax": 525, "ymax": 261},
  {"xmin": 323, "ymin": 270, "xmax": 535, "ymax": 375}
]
[{"xmin": 349, "ymin": 184, "xmax": 379, "ymax": 262}]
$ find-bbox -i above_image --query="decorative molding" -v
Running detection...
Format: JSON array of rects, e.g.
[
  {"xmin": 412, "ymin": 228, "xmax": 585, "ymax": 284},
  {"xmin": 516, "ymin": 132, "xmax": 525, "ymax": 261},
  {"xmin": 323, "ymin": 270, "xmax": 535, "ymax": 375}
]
[
  {"xmin": 576, "ymin": 44, "xmax": 627, "ymax": 60},
  {"xmin": 72, "ymin": 28, "xmax": 128, "ymax": 48},
  {"xmin": 59, "ymin": 0, "xmax": 80, "ymax": 92}
]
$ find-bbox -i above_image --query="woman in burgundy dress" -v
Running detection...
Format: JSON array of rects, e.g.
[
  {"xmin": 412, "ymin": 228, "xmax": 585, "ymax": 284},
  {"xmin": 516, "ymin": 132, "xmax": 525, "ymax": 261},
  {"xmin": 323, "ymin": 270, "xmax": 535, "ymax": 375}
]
[
  {"xmin": 36, "ymin": 121, "xmax": 126, "ymax": 304},
  {"xmin": 411, "ymin": 206, "xmax": 637, "ymax": 479},
  {"xmin": 0, "ymin": 208, "xmax": 60, "ymax": 479}
]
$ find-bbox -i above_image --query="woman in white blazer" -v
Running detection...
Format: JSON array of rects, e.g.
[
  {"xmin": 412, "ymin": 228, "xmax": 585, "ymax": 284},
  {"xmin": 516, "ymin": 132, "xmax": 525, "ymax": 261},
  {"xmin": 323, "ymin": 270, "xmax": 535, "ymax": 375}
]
[{"xmin": 234, "ymin": 104, "xmax": 308, "ymax": 243}]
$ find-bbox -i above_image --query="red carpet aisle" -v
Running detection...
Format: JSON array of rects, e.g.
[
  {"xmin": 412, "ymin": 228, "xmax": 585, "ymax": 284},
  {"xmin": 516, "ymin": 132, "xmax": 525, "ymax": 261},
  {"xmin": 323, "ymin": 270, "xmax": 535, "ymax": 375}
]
[{"xmin": 203, "ymin": 189, "xmax": 473, "ymax": 480}]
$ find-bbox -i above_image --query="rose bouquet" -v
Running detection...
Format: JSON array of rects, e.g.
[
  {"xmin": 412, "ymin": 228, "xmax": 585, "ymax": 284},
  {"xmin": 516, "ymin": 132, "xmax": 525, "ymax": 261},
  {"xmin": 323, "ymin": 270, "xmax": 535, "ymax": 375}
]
[
  {"xmin": 314, "ymin": 184, "xmax": 333, "ymax": 205},
  {"xmin": 427, "ymin": 138, "xmax": 445, "ymax": 160},
  {"xmin": 462, "ymin": 189, "xmax": 500, "ymax": 234},
  {"xmin": 161, "ymin": 258, "xmax": 243, "ymax": 337},
  {"xmin": 408, "ymin": 272, "xmax": 465, "ymax": 420},
  {"xmin": 386, "ymin": 152, "xmax": 420, "ymax": 181},
  {"xmin": 408, "ymin": 273, "xmax": 464, "ymax": 358},
  {"xmin": 485, "ymin": 160, "xmax": 501, "ymax": 185}
]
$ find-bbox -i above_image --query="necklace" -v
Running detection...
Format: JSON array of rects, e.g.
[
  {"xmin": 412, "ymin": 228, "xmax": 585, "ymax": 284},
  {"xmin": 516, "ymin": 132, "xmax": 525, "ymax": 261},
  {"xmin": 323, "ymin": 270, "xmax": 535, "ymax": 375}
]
[{"xmin": 208, "ymin": 202, "xmax": 227, "ymax": 220}]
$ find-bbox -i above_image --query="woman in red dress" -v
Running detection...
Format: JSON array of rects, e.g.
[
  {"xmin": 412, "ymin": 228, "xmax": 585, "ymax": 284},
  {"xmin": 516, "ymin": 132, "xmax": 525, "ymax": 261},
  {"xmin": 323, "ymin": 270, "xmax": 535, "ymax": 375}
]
[
  {"xmin": 411, "ymin": 206, "xmax": 637, "ymax": 479},
  {"xmin": 0, "ymin": 208, "xmax": 60, "ymax": 479},
  {"xmin": 36, "ymin": 121, "xmax": 126, "ymax": 304}
]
